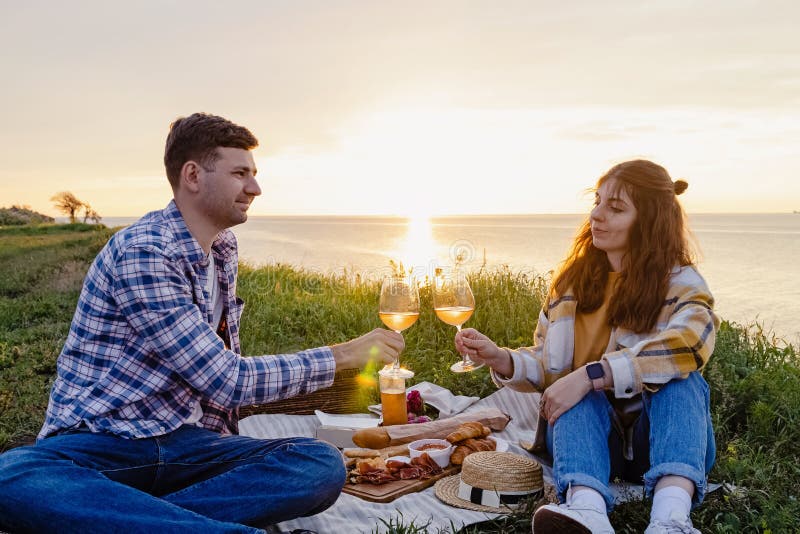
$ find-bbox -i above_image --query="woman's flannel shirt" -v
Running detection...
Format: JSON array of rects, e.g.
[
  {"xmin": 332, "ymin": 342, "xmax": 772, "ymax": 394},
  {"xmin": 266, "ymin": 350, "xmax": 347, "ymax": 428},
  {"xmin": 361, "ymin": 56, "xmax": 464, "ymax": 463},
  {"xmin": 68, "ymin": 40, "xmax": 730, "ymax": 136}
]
[{"xmin": 492, "ymin": 265, "xmax": 719, "ymax": 398}]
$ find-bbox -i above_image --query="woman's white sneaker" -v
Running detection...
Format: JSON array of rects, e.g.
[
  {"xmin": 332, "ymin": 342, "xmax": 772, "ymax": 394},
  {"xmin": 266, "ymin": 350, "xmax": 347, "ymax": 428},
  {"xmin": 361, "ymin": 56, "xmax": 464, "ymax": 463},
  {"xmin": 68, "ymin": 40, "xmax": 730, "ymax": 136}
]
[
  {"xmin": 644, "ymin": 510, "xmax": 700, "ymax": 533},
  {"xmin": 532, "ymin": 502, "xmax": 615, "ymax": 533}
]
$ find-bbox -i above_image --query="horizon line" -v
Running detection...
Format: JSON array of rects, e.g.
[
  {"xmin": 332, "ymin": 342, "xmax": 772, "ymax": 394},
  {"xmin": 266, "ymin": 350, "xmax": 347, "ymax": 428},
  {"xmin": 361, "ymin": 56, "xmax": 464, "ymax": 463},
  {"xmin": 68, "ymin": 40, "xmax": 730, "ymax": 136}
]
[{"xmin": 93, "ymin": 210, "xmax": 799, "ymax": 219}]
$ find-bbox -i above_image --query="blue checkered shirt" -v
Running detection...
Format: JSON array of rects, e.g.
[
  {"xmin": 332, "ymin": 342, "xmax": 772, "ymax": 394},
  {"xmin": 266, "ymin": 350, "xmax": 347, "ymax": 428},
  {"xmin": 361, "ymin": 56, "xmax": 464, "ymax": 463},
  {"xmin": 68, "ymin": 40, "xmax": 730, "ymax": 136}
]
[{"xmin": 39, "ymin": 200, "xmax": 335, "ymax": 440}]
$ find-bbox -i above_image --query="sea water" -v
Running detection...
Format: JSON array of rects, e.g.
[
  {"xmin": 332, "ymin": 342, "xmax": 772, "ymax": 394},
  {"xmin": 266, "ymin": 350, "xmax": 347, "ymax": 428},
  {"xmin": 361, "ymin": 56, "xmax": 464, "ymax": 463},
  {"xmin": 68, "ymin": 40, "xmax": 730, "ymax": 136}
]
[{"xmin": 104, "ymin": 213, "xmax": 800, "ymax": 344}]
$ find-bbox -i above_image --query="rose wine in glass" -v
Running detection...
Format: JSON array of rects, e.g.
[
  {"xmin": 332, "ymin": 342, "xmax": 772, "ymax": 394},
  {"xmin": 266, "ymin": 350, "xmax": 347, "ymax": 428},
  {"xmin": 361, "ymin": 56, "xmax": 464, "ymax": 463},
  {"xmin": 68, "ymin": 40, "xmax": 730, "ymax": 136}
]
[
  {"xmin": 379, "ymin": 274, "xmax": 419, "ymax": 378},
  {"xmin": 433, "ymin": 270, "xmax": 482, "ymax": 373}
]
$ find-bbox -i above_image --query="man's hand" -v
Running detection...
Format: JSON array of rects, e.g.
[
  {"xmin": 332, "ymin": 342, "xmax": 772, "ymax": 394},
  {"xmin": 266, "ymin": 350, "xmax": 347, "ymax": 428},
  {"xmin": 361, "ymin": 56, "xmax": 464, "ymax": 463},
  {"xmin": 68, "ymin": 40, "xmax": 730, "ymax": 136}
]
[
  {"xmin": 330, "ymin": 328, "xmax": 405, "ymax": 370},
  {"xmin": 455, "ymin": 328, "xmax": 513, "ymax": 377}
]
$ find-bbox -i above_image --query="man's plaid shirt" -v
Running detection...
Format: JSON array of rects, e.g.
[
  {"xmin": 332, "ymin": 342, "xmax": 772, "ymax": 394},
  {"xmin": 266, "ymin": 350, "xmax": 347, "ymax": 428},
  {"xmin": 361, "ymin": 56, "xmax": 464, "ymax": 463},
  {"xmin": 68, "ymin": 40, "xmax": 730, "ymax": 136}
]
[{"xmin": 39, "ymin": 200, "xmax": 335, "ymax": 440}]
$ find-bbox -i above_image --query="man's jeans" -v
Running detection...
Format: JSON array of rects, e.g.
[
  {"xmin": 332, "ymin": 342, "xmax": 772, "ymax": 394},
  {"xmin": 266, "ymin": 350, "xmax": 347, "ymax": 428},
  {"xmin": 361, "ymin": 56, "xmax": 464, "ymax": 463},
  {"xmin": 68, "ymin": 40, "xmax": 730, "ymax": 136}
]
[
  {"xmin": 546, "ymin": 371, "xmax": 716, "ymax": 511},
  {"xmin": 0, "ymin": 425, "xmax": 345, "ymax": 533}
]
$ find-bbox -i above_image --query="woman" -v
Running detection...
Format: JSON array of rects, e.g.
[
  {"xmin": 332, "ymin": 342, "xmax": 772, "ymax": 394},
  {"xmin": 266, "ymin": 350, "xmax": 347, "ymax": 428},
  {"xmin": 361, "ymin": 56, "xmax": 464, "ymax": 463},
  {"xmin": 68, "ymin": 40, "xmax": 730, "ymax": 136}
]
[{"xmin": 456, "ymin": 160, "xmax": 717, "ymax": 533}]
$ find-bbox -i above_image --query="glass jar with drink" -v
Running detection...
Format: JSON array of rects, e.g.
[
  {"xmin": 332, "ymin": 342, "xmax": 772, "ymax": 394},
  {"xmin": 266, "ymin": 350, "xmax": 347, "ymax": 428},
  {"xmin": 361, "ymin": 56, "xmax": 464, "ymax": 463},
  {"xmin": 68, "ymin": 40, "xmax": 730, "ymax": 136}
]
[{"xmin": 378, "ymin": 367, "xmax": 413, "ymax": 426}]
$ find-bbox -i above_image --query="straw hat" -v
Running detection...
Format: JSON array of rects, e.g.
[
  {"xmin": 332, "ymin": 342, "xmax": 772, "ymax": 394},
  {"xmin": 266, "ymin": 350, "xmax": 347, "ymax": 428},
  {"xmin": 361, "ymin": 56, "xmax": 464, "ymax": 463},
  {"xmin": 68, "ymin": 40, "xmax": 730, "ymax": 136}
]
[{"xmin": 434, "ymin": 451, "xmax": 543, "ymax": 513}]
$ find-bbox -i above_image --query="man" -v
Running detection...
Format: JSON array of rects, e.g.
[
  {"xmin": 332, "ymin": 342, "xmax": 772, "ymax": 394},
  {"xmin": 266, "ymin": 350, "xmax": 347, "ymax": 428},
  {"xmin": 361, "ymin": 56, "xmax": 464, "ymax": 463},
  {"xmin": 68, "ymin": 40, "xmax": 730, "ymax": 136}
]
[{"xmin": 0, "ymin": 113, "xmax": 403, "ymax": 533}]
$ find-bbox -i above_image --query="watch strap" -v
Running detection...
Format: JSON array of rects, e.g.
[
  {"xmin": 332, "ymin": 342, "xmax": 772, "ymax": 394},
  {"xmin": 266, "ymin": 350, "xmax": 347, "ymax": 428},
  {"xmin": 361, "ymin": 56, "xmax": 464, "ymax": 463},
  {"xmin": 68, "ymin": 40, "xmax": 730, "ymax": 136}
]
[
  {"xmin": 591, "ymin": 375, "xmax": 605, "ymax": 391},
  {"xmin": 586, "ymin": 362, "xmax": 606, "ymax": 391}
]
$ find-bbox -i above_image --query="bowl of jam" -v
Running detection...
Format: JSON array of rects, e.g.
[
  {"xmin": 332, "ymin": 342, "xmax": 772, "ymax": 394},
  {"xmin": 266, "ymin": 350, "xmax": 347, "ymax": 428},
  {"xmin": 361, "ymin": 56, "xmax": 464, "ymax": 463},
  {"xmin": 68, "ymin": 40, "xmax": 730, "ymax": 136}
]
[{"xmin": 407, "ymin": 438, "xmax": 453, "ymax": 468}]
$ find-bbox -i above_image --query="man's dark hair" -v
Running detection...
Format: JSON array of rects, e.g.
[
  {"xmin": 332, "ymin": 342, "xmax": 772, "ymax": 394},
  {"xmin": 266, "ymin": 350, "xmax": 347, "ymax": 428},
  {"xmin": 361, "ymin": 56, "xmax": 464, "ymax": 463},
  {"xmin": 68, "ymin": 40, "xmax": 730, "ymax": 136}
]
[{"xmin": 164, "ymin": 113, "xmax": 259, "ymax": 189}]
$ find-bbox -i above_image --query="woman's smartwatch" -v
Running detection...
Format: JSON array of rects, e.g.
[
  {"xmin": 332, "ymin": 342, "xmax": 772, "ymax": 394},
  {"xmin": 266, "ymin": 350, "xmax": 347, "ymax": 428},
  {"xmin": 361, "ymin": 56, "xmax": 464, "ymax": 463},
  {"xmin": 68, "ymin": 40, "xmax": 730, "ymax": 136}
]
[{"xmin": 586, "ymin": 362, "xmax": 606, "ymax": 391}]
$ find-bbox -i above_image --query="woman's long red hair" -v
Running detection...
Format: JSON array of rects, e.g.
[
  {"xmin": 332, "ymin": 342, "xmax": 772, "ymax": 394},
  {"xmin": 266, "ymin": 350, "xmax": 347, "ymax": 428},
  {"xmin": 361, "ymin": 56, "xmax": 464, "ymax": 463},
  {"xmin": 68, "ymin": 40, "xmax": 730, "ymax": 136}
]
[{"xmin": 551, "ymin": 159, "xmax": 695, "ymax": 333}]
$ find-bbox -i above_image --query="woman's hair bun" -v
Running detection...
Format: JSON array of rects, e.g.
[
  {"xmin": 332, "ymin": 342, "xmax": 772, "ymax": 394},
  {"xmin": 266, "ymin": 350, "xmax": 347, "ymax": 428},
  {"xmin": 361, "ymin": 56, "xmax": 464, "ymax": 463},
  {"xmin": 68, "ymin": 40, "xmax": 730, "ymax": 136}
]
[{"xmin": 673, "ymin": 179, "xmax": 688, "ymax": 195}]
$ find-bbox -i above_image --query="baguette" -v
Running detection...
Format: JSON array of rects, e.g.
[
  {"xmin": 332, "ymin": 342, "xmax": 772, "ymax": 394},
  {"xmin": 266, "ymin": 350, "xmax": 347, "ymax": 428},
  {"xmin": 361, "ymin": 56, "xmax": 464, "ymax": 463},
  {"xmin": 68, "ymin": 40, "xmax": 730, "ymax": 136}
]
[
  {"xmin": 351, "ymin": 408, "xmax": 510, "ymax": 449},
  {"xmin": 342, "ymin": 444, "xmax": 408, "ymax": 459},
  {"xmin": 351, "ymin": 427, "xmax": 391, "ymax": 449},
  {"xmin": 379, "ymin": 444, "xmax": 410, "ymax": 458},
  {"xmin": 342, "ymin": 448, "xmax": 381, "ymax": 459}
]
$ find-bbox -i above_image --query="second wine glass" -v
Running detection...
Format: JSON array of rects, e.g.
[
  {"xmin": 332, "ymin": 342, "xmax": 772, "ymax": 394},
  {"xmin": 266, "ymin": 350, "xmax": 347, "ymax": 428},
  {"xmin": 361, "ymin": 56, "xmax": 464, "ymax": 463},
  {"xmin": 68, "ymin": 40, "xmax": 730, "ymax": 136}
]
[
  {"xmin": 433, "ymin": 269, "xmax": 482, "ymax": 373},
  {"xmin": 379, "ymin": 274, "xmax": 419, "ymax": 377}
]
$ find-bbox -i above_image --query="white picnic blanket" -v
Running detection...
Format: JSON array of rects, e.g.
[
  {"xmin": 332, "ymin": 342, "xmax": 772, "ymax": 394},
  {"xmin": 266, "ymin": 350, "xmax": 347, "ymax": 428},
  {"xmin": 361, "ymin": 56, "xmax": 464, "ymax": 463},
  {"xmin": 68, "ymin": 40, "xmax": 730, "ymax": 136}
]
[
  {"xmin": 240, "ymin": 386, "xmax": 697, "ymax": 533},
  {"xmin": 239, "ymin": 386, "xmax": 545, "ymax": 533}
]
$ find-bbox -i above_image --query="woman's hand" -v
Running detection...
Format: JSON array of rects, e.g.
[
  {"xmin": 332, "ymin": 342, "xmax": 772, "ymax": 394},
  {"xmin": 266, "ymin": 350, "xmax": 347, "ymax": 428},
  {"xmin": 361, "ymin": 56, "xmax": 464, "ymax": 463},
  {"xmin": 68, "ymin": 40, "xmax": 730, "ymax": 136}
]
[
  {"xmin": 539, "ymin": 367, "xmax": 593, "ymax": 425},
  {"xmin": 455, "ymin": 328, "xmax": 513, "ymax": 377}
]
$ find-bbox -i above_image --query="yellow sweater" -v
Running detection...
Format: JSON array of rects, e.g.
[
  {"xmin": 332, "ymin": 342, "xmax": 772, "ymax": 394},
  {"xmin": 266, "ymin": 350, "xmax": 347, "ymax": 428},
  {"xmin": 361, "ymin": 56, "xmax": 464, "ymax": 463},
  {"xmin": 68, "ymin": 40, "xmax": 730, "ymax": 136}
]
[{"xmin": 573, "ymin": 272, "xmax": 620, "ymax": 369}]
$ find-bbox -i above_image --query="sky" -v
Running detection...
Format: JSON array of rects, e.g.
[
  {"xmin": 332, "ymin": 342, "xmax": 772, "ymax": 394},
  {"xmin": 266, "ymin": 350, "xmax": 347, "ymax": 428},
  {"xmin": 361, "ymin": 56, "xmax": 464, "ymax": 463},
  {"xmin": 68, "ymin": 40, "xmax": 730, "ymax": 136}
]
[{"xmin": 1, "ymin": 0, "xmax": 798, "ymax": 218}]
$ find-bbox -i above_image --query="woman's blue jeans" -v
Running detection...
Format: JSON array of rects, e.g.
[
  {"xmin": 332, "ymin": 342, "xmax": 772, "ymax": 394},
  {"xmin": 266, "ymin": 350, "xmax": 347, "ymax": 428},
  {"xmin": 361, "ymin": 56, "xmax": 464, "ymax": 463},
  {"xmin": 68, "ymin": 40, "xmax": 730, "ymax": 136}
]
[
  {"xmin": 0, "ymin": 425, "xmax": 346, "ymax": 533},
  {"xmin": 546, "ymin": 371, "xmax": 716, "ymax": 512}
]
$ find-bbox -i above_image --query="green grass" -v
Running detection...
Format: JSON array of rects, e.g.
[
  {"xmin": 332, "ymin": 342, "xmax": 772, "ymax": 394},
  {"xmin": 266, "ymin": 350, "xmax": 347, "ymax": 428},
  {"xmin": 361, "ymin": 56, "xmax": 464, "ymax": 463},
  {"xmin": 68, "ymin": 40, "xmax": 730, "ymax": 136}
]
[
  {"xmin": 237, "ymin": 263, "xmax": 546, "ymax": 401},
  {"xmin": 0, "ymin": 223, "xmax": 116, "ymax": 447},
  {"xmin": 1, "ymin": 224, "xmax": 798, "ymax": 532}
]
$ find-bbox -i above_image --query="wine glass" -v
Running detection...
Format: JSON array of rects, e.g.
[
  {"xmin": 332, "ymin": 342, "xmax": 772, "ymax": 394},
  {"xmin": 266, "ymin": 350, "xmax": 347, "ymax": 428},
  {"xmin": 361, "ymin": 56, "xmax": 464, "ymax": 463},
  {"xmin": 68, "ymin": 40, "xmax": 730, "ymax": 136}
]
[
  {"xmin": 433, "ymin": 269, "xmax": 482, "ymax": 373},
  {"xmin": 379, "ymin": 274, "xmax": 419, "ymax": 377}
]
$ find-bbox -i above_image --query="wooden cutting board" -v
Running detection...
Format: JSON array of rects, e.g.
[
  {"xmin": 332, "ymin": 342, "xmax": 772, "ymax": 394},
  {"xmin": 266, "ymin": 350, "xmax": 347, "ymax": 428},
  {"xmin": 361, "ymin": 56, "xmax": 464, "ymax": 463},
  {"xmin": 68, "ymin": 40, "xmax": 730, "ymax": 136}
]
[{"xmin": 342, "ymin": 465, "xmax": 460, "ymax": 503}]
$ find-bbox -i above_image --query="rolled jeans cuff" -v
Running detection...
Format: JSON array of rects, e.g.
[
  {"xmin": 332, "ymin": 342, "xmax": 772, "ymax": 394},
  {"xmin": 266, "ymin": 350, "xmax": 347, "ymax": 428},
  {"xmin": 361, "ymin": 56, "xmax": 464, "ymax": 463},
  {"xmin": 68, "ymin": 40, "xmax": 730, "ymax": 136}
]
[
  {"xmin": 644, "ymin": 461, "xmax": 709, "ymax": 508},
  {"xmin": 556, "ymin": 471, "xmax": 615, "ymax": 512}
]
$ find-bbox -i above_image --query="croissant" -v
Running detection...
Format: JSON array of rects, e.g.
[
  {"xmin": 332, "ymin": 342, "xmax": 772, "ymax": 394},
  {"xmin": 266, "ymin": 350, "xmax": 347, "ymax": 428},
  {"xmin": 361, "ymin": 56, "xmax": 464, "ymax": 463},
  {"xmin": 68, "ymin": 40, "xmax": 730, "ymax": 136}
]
[
  {"xmin": 445, "ymin": 422, "xmax": 488, "ymax": 443},
  {"xmin": 449, "ymin": 437, "xmax": 497, "ymax": 465},
  {"xmin": 450, "ymin": 445, "xmax": 466, "ymax": 465},
  {"xmin": 450, "ymin": 445, "xmax": 471, "ymax": 465},
  {"xmin": 465, "ymin": 437, "xmax": 496, "ymax": 452}
]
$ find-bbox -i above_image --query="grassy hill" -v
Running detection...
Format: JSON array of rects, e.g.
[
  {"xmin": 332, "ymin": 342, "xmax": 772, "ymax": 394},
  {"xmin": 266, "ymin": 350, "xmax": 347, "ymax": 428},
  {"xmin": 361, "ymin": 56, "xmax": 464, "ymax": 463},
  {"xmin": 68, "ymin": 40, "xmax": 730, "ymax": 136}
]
[
  {"xmin": 0, "ymin": 206, "xmax": 54, "ymax": 225},
  {"xmin": 0, "ymin": 224, "xmax": 797, "ymax": 532}
]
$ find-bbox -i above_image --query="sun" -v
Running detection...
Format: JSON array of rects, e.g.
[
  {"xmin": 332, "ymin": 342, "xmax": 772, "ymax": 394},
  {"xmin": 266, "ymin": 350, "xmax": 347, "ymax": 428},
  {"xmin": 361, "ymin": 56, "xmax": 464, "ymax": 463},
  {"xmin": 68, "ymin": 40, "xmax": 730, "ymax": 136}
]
[{"xmin": 395, "ymin": 212, "xmax": 438, "ymax": 279}]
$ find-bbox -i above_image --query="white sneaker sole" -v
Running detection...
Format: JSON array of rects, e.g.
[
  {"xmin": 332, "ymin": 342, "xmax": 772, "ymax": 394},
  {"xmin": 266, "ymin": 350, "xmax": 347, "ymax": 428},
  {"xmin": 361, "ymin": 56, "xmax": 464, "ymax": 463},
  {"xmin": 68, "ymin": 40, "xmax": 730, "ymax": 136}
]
[{"xmin": 532, "ymin": 507, "xmax": 593, "ymax": 533}]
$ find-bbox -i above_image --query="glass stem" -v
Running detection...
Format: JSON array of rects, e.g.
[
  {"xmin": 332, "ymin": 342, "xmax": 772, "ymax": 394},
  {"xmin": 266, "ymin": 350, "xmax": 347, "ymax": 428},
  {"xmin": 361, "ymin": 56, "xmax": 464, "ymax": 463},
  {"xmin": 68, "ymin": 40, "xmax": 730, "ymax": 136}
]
[
  {"xmin": 456, "ymin": 324, "xmax": 472, "ymax": 365},
  {"xmin": 392, "ymin": 329, "xmax": 401, "ymax": 369}
]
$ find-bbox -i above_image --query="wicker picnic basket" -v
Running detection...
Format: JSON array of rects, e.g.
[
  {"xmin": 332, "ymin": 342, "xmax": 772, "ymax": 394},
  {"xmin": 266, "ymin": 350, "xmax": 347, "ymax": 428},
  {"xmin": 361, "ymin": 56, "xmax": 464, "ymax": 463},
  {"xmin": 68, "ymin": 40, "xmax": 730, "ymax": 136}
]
[{"xmin": 239, "ymin": 367, "xmax": 363, "ymax": 417}]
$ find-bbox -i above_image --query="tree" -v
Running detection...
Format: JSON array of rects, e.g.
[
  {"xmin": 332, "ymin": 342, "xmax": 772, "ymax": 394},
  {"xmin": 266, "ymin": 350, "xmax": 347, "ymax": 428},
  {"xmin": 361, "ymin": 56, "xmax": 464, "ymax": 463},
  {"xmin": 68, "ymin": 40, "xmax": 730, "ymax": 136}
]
[
  {"xmin": 82, "ymin": 203, "xmax": 102, "ymax": 224},
  {"xmin": 50, "ymin": 191, "xmax": 85, "ymax": 223}
]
